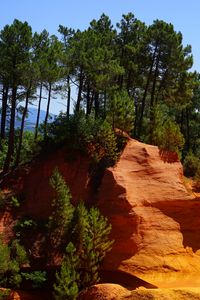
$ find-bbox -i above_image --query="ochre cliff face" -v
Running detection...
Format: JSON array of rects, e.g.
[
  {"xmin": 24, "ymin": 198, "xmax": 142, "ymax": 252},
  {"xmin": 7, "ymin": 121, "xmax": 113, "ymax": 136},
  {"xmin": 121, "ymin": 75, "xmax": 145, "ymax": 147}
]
[
  {"xmin": 2, "ymin": 139, "xmax": 200, "ymax": 288},
  {"xmin": 97, "ymin": 139, "xmax": 200, "ymax": 287}
]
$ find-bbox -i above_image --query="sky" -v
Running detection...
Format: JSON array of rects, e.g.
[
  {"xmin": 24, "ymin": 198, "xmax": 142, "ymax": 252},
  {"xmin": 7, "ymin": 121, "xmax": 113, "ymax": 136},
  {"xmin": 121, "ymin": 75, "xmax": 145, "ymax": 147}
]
[{"xmin": 0, "ymin": 0, "xmax": 200, "ymax": 114}]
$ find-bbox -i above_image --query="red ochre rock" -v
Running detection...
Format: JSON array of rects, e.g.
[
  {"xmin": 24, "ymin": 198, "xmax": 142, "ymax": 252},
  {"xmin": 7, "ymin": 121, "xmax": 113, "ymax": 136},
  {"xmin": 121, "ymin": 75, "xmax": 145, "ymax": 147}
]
[
  {"xmin": 97, "ymin": 139, "xmax": 200, "ymax": 287},
  {"xmin": 2, "ymin": 139, "xmax": 200, "ymax": 288}
]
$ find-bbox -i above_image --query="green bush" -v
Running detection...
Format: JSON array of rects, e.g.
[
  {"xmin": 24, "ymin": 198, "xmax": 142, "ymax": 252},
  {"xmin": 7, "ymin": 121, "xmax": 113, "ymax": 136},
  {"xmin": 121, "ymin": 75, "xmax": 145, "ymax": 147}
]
[
  {"xmin": 10, "ymin": 196, "xmax": 21, "ymax": 208},
  {"xmin": 183, "ymin": 152, "xmax": 200, "ymax": 177},
  {"xmin": 0, "ymin": 131, "xmax": 42, "ymax": 169},
  {"xmin": 22, "ymin": 271, "xmax": 47, "ymax": 288},
  {"xmin": 0, "ymin": 289, "xmax": 11, "ymax": 299},
  {"xmin": 50, "ymin": 171, "xmax": 114, "ymax": 298},
  {"xmin": 106, "ymin": 90, "xmax": 135, "ymax": 133},
  {"xmin": 154, "ymin": 119, "xmax": 185, "ymax": 157},
  {"xmin": 48, "ymin": 168, "xmax": 74, "ymax": 249},
  {"xmin": 0, "ymin": 237, "xmax": 28, "ymax": 288},
  {"xmin": 0, "ymin": 140, "xmax": 8, "ymax": 170},
  {"xmin": 53, "ymin": 242, "xmax": 79, "ymax": 300},
  {"xmin": 15, "ymin": 130, "xmax": 42, "ymax": 165},
  {"xmin": 14, "ymin": 218, "xmax": 37, "ymax": 238},
  {"xmin": 45, "ymin": 112, "xmax": 118, "ymax": 165}
]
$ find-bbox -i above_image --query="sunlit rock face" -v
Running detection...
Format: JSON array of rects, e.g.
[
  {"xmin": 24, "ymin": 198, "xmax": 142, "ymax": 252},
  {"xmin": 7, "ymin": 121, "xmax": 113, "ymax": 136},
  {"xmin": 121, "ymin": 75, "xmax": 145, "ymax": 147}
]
[
  {"xmin": 97, "ymin": 139, "xmax": 200, "ymax": 287},
  {"xmin": 2, "ymin": 138, "xmax": 200, "ymax": 288}
]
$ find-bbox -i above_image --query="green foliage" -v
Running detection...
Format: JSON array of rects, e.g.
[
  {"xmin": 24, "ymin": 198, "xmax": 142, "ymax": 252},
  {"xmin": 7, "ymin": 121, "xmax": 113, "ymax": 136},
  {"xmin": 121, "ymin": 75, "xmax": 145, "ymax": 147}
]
[
  {"xmin": 0, "ymin": 238, "xmax": 10, "ymax": 282},
  {"xmin": 46, "ymin": 112, "xmax": 118, "ymax": 165},
  {"xmin": 0, "ymin": 131, "xmax": 42, "ymax": 170},
  {"xmin": 0, "ymin": 289, "xmax": 11, "ymax": 299},
  {"xmin": 70, "ymin": 202, "xmax": 88, "ymax": 255},
  {"xmin": 22, "ymin": 271, "xmax": 47, "ymax": 288},
  {"xmin": 53, "ymin": 242, "xmax": 79, "ymax": 300},
  {"xmin": 0, "ymin": 237, "xmax": 28, "ymax": 288},
  {"xmin": 10, "ymin": 196, "xmax": 21, "ymax": 208},
  {"xmin": 152, "ymin": 112, "xmax": 185, "ymax": 156},
  {"xmin": 10, "ymin": 240, "xmax": 28, "ymax": 266},
  {"xmin": 14, "ymin": 217, "xmax": 37, "ymax": 239},
  {"xmin": 50, "ymin": 171, "xmax": 114, "ymax": 298},
  {"xmin": 107, "ymin": 90, "xmax": 135, "ymax": 133},
  {"xmin": 80, "ymin": 207, "xmax": 113, "ymax": 288},
  {"xmin": 183, "ymin": 152, "xmax": 200, "ymax": 177},
  {"xmin": 48, "ymin": 168, "xmax": 74, "ymax": 248},
  {"xmin": 0, "ymin": 192, "xmax": 22, "ymax": 210},
  {"xmin": 0, "ymin": 140, "xmax": 8, "ymax": 170},
  {"xmin": 15, "ymin": 131, "xmax": 42, "ymax": 165}
]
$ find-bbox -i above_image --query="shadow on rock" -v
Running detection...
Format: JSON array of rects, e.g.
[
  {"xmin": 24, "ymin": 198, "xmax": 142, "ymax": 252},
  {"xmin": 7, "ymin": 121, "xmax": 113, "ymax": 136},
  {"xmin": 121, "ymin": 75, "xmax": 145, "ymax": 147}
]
[{"xmin": 153, "ymin": 199, "xmax": 200, "ymax": 252}]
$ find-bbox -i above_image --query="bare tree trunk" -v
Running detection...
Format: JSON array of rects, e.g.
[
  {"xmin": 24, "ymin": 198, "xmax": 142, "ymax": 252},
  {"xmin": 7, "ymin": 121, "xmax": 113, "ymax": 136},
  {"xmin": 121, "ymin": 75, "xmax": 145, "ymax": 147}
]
[
  {"xmin": 86, "ymin": 83, "xmax": 91, "ymax": 116},
  {"xmin": 15, "ymin": 90, "xmax": 29, "ymax": 166},
  {"xmin": 76, "ymin": 68, "xmax": 83, "ymax": 112},
  {"xmin": 94, "ymin": 92, "xmax": 99, "ymax": 119},
  {"xmin": 137, "ymin": 44, "xmax": 158, "ymax": 140},
  {"xmin": 0, "ymin": 86, "xmax": 9, "ymax": 140},
  {"xmin": 186, "ymin": 107, "xmax": 190, "ymax": 151},
  {"xmin": 44, "ymin": 82, "xmax": 52, "ymax": 138},
  {"xmin": 3, "ymin": 86, "xmax": 17, "ymax": 173},
  {"xmin": 34, "ymin": 83, "xmax": 43, "ymax": 140},
  {"xmin": 67, "ymin": 76, "xmax": 71, "ymax": 119},
  {"xmin": 149, "ymin": 52, "xmax": 160, "ymax": 144}
]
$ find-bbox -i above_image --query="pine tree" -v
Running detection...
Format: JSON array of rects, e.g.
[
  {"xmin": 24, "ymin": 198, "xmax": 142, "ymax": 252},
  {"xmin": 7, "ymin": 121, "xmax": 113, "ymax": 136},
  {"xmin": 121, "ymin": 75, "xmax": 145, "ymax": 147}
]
[
  {"xmin": 107, "ymin": 89, "xmax": 134, "ymax": 133},
  {"xmin": 1, "ymin": 19, "xmax": 33, "ymax": 173},
  {"xmin": 0, "ymin": 237, "xmax": 28, "ymax": 288},
  {"xmin": 48, "ymin": 168, "xmax": 74, "ymax": 249},
  {"xmin": 53, "ymin": 242, "xmax": 79, "ymax": 300},
  {"xmin": 81, "ymin": 207, "xmax": 113, "ymax": 288}
]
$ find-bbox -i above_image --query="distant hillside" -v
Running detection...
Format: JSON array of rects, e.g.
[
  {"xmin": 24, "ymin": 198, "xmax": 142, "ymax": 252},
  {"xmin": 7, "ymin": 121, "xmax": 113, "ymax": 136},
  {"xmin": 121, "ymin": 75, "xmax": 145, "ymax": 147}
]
[{"xmin": 15, "ymin": 107, "xmax": 55, "ymax": 131}]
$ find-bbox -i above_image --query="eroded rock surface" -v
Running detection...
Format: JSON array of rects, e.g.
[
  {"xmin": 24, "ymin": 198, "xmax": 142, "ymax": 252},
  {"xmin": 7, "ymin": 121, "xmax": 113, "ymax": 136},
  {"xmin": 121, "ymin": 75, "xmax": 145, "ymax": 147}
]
[
  {"xmin": 2, "ymin": 139, "xmax": 200, "ymax": 289},
  {"xmin": 98, "ymin": 139, "xmax": 200, "ymax": 287}
]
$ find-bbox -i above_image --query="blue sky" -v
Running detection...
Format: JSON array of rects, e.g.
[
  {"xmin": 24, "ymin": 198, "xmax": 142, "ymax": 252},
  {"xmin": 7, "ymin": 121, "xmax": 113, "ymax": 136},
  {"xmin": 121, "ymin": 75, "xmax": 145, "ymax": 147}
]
[{"xmin": 1, "ymin": 0, "xmax": 200, "ymax": 114}]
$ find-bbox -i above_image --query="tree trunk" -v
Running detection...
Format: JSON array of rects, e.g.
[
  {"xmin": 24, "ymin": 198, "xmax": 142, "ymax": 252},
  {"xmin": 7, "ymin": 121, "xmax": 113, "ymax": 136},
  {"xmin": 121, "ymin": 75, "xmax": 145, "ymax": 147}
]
[
  {"xmin": 103, "ymin": 91, "xmax": 107, "ymax": 119},
  {"xmin": 3, "ymin": 86, "xmax": 17, "ymax": 173},
  {"xmin": 86, "ymin": 83, "xmax": 91, "ymax": 116},
  {"xmin": 133, "ymin": 97, "xmax": 138, "ymax": 138},
  {"xmin": 0, "ymin": 86, "xmax": 9, "ymax": 140},
  {"xmin": 44, "ymin": 82, "xmax": 52, "ymax": 138},
  {"xmin": 67, "ymin": 76, "xmax": 71, "ymax": 119},
  {"xmin": 15, "ymin": 90, "xmax": 29, "ymax": 166},
  {"xmin": 94, "ymin": 92, "xmax": 99, "ymax": 119},
  {"xmin": 126, "ymin": 70, "xmax": 132, "ymax": 96},
  {"xmin": 186, "ymin": 107, "xmax": 190, "ymax": 151},
  {"xmin": 137, "ymin": 43, "xmax": 158, "ymax": 140},
  {"xmin": 76, "ymin": 68, "xmax": 83, "ymax": 112},
  {"xmin": 34, "ymin": 83, "xmax": 43, "ymax": 140},
  {"xmin": 88, "ymin": 91, "xmax": 94, "ymax": 116},
  {"xmin": 149, "ymin": 52, "xmax": 160, "ymax": 144}
]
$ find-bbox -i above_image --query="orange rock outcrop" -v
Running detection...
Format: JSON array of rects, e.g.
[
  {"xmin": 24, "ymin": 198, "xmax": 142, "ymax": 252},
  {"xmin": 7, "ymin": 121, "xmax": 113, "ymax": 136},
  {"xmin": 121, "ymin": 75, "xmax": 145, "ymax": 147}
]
[
  {"xmin": 98, "ymin": 139, "xmax": 200, "ymax": 287},
  {"xmin": 2, "ymin": 138, "xmax": 200, "ymax": 289}
]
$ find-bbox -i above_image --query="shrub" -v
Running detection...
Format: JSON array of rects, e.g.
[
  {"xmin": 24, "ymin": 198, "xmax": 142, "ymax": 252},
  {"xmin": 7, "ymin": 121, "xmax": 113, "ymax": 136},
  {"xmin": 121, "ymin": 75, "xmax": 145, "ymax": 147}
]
[
  {"xmin": 53, "ymin": 242, "xmax": 79, "ymax": 300},
  {"xmin": 183, "ymin": 152, "xmax": 200, "ymax": 177},
  {"xmin": 0, "ymin": 289, "xmax": 11, "ymax": 299},
  {"xmin": 22, "ymin": 271, "xmax": 47, "ymax": 288},
  {"xmin": 10, "ymin": 196, "xmax": 21, "ymax": 208},
  {"xmin": 154, "ymin": 119, "xmax": 185, "ymax": 157},
  {"xmin": 15, "ymin": 130, "xmax": 42, "ymax": 165},
  {"xmin": 0, "ymin": 237, "xmax": 28, "ymax": 288},
  {"xmin": 0, "ymin": 140, "xmax": 8, "ymax": 170},
  {"xmin": 106, "ymin": 90, "xmax": 135, "ymax": 133},
  {"xmin": 14, "ymin": 218, "xmax": 37, "ymax": 239},
  {"xmin": 45, "ymin": 112, "xmax": 118, "ymax": 165},
  {"xmin": 51, "ymin": 171, "xmax": 114, "ymax": 298},
  {"xmin": 48, "ymin": 168, "xmax": 74, "ymax": 249}
]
